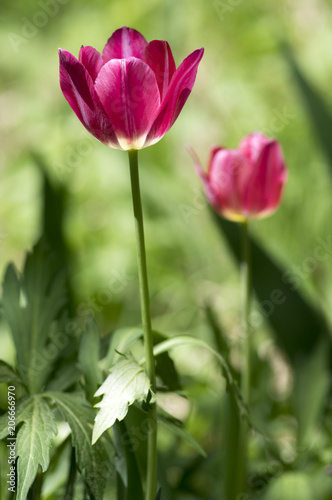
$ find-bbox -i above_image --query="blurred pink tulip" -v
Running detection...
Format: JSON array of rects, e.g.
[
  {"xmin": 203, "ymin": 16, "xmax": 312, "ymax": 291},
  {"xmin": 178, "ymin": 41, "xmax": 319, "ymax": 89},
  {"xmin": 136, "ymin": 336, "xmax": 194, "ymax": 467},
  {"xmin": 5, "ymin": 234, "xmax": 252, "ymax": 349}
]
[
  {"xmin": 59, "ymin": 26, "xmax": 204, "ymax": 151},
  {"xmin": 191, "ymin": 133, "xmax": 287, "ymax": 221}
]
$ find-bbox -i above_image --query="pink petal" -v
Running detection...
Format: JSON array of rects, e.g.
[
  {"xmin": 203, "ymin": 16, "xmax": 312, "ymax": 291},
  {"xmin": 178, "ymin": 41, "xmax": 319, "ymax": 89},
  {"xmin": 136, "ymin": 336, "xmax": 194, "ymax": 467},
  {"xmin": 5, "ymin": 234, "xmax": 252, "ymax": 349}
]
[
  {"xmin": 208, "ymin": 149, "xmax": 250, "ymax": 218},
  {"xmin": 79, "ymin": 46, "xmax": 103, "ymax": 82},
  {"xmin": 102, "ymin": 26, "xmax": 148, "ymax": 62},
  {"xmin": 144, "ymin": 40, "xmax": 176, "ymax": 100},
  {"xmin": 239, "ymin": 132, "xmax": 270, "ymax": 166},
  {"xmin": 146, "ymin": 48, "xmax": 204, "ymax": 145},
  {"xmin": 59, "ymin": 49, "xmax": 119, "ymax": 147},
  {"xmin": 243, "ymin": 140, "xmax": 287, "ymax": 216},
  {"xmin": 94, "ymin": 57, "xmax": 160, "ymax": 149}
]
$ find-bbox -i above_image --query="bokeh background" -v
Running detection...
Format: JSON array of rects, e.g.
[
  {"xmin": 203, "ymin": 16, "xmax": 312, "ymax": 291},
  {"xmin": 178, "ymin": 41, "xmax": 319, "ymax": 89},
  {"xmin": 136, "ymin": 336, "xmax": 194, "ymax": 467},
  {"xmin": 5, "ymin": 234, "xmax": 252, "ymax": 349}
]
[{"xmin": 1, "ymin": 0, "xmax": 332, "ymax": 498}]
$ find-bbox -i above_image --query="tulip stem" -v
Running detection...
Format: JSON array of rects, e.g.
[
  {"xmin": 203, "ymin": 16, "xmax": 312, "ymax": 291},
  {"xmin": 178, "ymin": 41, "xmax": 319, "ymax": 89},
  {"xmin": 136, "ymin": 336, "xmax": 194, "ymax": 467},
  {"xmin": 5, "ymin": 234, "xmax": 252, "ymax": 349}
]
[
  {"xmin": 128, "ymin": 150, "xmax": 157, "ymax": 500},
  {"xmin": 238, "ymin": 218, "xmax": 252, "ymax": 494},
  {"xmin": 241, "ymin": 218, "xmax": 251, "ymax": 407}
]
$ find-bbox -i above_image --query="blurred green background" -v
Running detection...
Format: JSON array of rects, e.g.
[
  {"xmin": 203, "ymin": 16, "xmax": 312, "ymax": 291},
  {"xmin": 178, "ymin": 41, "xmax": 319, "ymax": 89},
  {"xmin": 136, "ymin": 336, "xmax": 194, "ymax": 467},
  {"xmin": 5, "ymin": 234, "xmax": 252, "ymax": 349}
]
[{"xmin": 1, "ymin": 0, "xmax": 332, "ymax": 498}]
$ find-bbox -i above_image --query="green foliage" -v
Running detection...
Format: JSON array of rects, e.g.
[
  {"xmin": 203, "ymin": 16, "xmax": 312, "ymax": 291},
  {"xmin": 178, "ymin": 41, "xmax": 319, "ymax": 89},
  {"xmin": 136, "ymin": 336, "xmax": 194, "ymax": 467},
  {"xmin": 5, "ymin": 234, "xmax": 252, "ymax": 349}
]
[
  {"xmin": 0, "ymin": 360, "xmax": 25, "ymax": 386},
  {"xmin": 44, "ymin": 391, "xmax": 112, "ymax": 500},
  {"xmin": 0, "ymin": 396, "xmax": 57, "ymax": 500},
  {"xmin": 93, "ymin": 357, "xmax": 154, "ymax": 444},
  {"xmin": 2, "ymin": 240, "xmax": 67, "ymax": 393},
  {"xmin": 78, "ymin": 316, "xmax": 102, "ymax": 401}
]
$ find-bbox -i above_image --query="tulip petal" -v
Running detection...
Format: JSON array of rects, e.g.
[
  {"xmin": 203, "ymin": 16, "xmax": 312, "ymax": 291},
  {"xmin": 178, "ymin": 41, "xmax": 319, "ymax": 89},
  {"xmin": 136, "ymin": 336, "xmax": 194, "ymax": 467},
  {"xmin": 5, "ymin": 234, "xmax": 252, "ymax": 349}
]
[
  {"xmin": 79, "ymin": 46, "xmax": 104, "ymax": 82},
  {"xmin": 243, "ymin": 140, "xmax": 287, "ymax": 216},
  {"xmin": 59, "ymin": 49, "xmax": 119, "ymax": 147},
  {"xmin": 95, "ymin": 57, "xmax": 160, "ymax": 150},
  {"xmin": 208, "ymin": 149, "xmax": 250, "ymax": 220},
  {"xmin": 102, "ymin": 26, "xmax": 148, "ymax": 62},
  {"xmin": 144, "ymin": 40, "xmax": 176, "ymax": 100},
  {"xmin": 146, "ymin": 48, "xmax": 204, "ymax": 145},
  {"xmin": 239, "ymin": 132, "xmax": 270, "ymax": 165}
]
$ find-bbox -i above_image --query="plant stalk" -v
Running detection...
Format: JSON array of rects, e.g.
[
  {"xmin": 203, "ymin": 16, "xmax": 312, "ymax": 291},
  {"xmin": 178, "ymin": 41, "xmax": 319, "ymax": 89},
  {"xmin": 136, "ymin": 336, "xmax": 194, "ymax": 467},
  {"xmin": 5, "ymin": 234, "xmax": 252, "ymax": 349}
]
[{"xmin": 128, "ymin": 150, "xmax": 157, "ymax": 500}]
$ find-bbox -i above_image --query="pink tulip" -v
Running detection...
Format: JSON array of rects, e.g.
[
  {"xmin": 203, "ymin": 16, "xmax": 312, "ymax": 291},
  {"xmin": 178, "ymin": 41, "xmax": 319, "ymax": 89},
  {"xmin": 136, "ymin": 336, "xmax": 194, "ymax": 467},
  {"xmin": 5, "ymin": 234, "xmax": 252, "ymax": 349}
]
[
  {"xmin": 191, "ymin": 133, "xmax": 287, "ymax": 221},
  {"xmin": 59, "ymin": 26, "xmax": 204, "ymax": 151}
]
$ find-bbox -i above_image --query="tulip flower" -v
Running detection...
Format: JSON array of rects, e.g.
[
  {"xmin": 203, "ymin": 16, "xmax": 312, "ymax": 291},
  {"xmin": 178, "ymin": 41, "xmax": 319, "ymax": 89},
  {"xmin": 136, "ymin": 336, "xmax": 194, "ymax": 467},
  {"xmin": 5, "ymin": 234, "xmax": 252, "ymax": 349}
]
[
  {"xmin": 59, "ymin": 26, "xmax": 204, "ymax": 150},
  {"xmin": 191, "ymin": 133, "xmax": 287, "ymax": 221}
]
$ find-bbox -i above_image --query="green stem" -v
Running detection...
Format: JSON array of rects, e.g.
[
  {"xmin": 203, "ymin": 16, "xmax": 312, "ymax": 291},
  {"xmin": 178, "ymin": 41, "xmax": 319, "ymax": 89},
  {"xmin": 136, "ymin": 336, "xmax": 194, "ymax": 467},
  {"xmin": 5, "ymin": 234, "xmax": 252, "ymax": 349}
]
[
  {"xmin": 241, "ymin": 219, "xmax": 252, "ymax": 406},
  {"xmin": 128, "ymin": 150, "xmax": 157, "ymax": 500},
  {"xmin": 238, "ymin": 219, "xmax": 252, "ymax": 495}
]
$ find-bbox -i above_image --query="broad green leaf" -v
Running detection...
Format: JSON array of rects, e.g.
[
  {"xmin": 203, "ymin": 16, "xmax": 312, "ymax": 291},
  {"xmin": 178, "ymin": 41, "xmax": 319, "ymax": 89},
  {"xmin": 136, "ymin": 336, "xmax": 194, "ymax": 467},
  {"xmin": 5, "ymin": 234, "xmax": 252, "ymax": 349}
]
[
  {"xmin": 140, "ymin": 335, "xmax": 249, "ymax": 424},
  {"xmin": 285, "ymin": 46, "xmax": 332, "ymax": 181},
  {"xmin": 113, "ymin": 420, "xmax": 144, "ymax": 500},
  {"xmin": 104, "ymin": 327, "xmax": 143, "ymax": 369},
  {"xmin": 43, "ymin": 391, "xmax": 112, "ymax": 500},
  {"xmin": 78, "ymin": 317, "xmax": 102, "ymax": 400},
  {"xmin": 157, "ymin": 407, "xmax": 206, "ymax": 457},
  {"xmin": 15, "ymin": 396, "xmax": 57, "ymax": 500},
  {"xmin": 263, "ymin": 472, "xmax": 312, "ymax": 500},
  {"xmin": 294, "ymin": 340, "xmax": 330, "ymax": 447},
  {"xmin": 93, "ymin": 357, "xmax": 154, "ymax": 444},
  {"xmin": 2, "ymin": 240, "xmax": 67, "ymax": 393},
  {"xmin": 0, "ymin": 360, "xmax": 25, "ymax": 386},
  {"xmin": 211, "ymin": 210, "xmax": 330, "ymax": 364}
]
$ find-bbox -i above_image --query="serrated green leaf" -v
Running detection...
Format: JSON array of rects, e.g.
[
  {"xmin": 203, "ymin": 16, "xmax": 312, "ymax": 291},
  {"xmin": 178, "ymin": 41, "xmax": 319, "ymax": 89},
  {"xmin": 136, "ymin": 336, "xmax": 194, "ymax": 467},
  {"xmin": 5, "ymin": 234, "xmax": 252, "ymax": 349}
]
[
  {"xmin": 141, "ymin": 335, "xmax": 249, "ymax": 424},
  {"xmin": 2, "ymin": 240, "xmax": 68, "ymax": 393},
  {"xmin": 157, "ymin": 407, "xmax": 206, "ymax": 458},
  {"xmin": 93, "ymin": 358, "xmax": 153, "ymax": 444},
  {"xmin": 0, "ymin": 360, "xmax": 25, "ymax": 386},
  {"xmin": 43, "ymin": 391, "xmax": 112, "ymax": 500},
  {"xmin": 14, "ymin": 396, "xmax": 57, "ymax": 500},
  {"xmin": 78, "ymin": 317, "xmax": 102, "ymax": 400}
]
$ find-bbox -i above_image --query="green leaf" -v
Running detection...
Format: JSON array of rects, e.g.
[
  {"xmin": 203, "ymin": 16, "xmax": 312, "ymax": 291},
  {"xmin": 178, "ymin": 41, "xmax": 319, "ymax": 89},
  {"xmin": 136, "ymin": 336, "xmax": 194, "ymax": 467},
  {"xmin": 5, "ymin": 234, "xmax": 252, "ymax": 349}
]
[
  {"xmin": 78, "ymin": 317, "xmax": 102, "ymax": 400},
  {"xmin": 294, "ymin": 339, "xmax": 330, "ymax": 447},
  {"xmin": 140, "ymin": 335, "xmax": 249, "ymax": 424},
  {"xmin": 263, "ymin": 472, "xmax": 312, "ymax": 500},
  {"xmin": 0, "ymin": 360, "xmax": 25, "ymax": 386},
  {"xmin": 14, "ymin": 396, "xmax": 57, "ymax": 500},
  {"xmin": 157, "ymin": 407, "xmax": 207, "ymax": 458},
  {"xmin": 285, "ymin": 46, "xmax": 332, "ymax": 181},
  {"xmin": 104, "ymin": 327, "xmax": 143, "ymax": 369},
  {"xmin": 113, "ymin": 420, "xmax": 144, "ymax": 500},
  {"xmin": 92, "ymin": 357, "xmax": 154, "ymax": 444},
  {"xmin": 2, "ymin": 240, "xmax": 68, "ymax": 393},
  {"xmin": 211, "ymin": 210, "xmax": 330, "ymax": 364},
  {"xmin": 43, "ymin": 391, "xmax": 112, "ymax": 500}
]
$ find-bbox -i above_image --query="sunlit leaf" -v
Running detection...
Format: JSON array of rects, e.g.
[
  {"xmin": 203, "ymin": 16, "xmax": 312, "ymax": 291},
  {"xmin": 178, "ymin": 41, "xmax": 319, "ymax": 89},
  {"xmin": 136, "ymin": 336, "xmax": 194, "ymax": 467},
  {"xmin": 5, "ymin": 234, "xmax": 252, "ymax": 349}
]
[{"xmin": 92, "ymin": 357, "xmax": 154, "ymax": 444}]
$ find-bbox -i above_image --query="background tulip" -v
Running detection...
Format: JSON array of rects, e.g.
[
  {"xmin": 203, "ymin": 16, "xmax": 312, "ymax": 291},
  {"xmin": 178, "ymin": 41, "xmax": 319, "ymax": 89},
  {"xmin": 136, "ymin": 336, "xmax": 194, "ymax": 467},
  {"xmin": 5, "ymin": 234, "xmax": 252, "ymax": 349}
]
[
  {"xmin": 59, "ymin": 26, "xmax": 203, "ymax": 150},
  {"xmin": 192, "ymin": 133, "xmax": 287, "ymax": 221}
]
